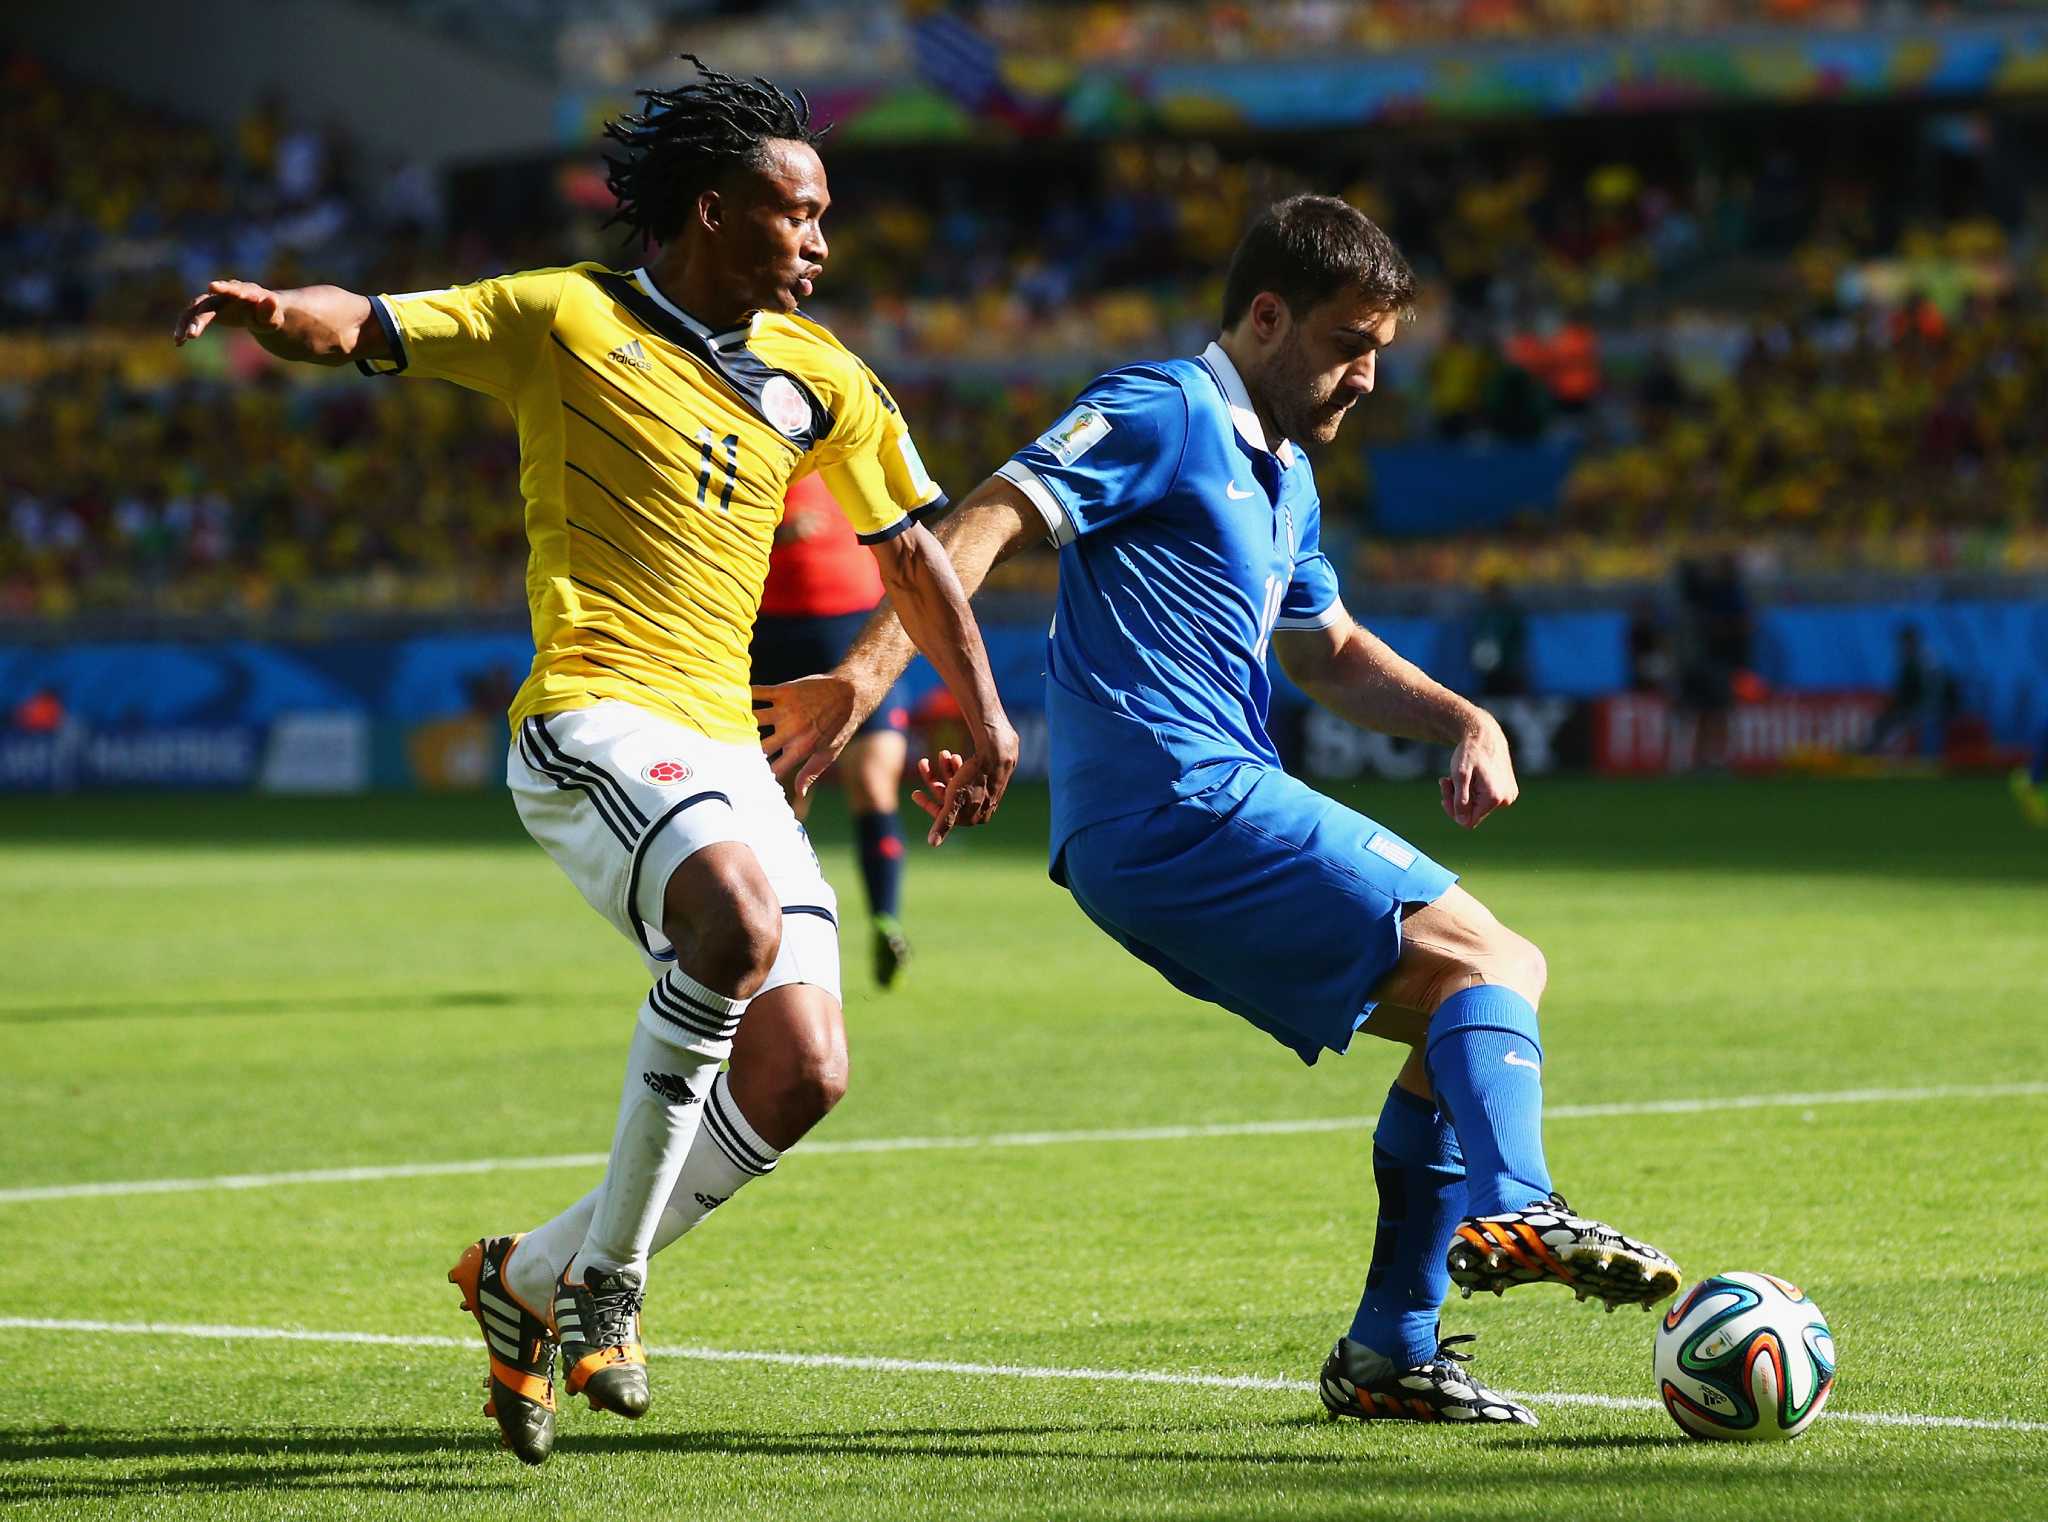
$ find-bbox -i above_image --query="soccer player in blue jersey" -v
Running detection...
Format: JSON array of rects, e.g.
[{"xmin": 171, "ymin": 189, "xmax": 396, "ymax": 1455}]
[{"xmin": 756, "ymin": 195, "xmax": 1680, "ymax": 1427}]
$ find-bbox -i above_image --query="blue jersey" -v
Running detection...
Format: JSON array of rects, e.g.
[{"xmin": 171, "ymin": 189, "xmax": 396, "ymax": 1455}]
[{"xmin": 997, "ymin": 342, "xmax": 1343, "ymax": 860}]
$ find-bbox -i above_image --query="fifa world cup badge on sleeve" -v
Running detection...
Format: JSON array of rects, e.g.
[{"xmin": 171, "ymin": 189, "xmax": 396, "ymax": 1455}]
[{"xmin": 1039, "ymin": 408, "xmax": 1111, "ymax": 465}]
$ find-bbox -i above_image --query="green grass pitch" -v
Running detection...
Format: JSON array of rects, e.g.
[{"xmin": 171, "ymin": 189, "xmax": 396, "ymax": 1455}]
[{"xmin": 1, "ymin": 777, "xmax": 2044, "ymax": 1520}]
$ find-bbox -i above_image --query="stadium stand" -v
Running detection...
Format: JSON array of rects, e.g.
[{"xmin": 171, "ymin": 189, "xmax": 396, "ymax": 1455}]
[{"xmin": 4, "ymin": 32, "xmax": 2046, "ymax": 620}]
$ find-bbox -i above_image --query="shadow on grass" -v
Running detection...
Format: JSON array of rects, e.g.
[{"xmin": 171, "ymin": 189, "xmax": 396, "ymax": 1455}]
[
  {"xmin": 1513, "ymin": 1431, "xmax": 1680, "ymax": 1451},
  {"xmin": 0, "ymin": 1428, "xmax": 521, "ymax": 1504},
  {"xmin": 3, "ymin": 779, "xmax": 2042, "ymax": 885},
  {"xmin": 0, "ymin": 1419, "xmax": 1365, "ymax": 1499},
  {"xmin": 1, "ymin": 1418, "xmax": 2013, "ymax": 1508},
  {"xmin": 0, "ymin": 989, "xmax": 525, "ymax": 1026}
]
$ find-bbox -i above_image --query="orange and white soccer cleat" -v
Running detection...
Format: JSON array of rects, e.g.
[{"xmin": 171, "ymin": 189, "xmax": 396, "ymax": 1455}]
[
  {"xmin": 1447, "ymin": 1192, "xmax": 1681, "ymax": 1311},
  {"xmin": 448, "ymin": 1235, "xmax": 559, "ymax": 1465}
]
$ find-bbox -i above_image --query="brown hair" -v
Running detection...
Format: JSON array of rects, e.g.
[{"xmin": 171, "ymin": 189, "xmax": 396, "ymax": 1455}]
[{"xmin": 1220, "ymin": 194, "xmax": 1414, "ymax": 328}]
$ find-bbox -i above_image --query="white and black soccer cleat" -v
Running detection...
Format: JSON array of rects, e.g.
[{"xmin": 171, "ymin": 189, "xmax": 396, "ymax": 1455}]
[
  {"xmin": 1447, "ymin": 1191, "xmax": 1681, "ymax": 1311},
  {"xmin": 1319, "ymin": 1333, "xmax": 1537, "ymax": 1426}
]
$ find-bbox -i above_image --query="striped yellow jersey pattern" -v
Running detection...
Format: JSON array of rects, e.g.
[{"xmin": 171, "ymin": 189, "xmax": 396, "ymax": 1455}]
[{"xmin": 361, "ymin": 263, "xmax": 943, "ymax": 743}]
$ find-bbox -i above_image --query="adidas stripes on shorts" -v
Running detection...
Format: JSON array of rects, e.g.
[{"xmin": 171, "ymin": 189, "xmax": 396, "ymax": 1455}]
[{"xmin": 507, "ymin": 699, "xmax": 841, "ymax": 1054}]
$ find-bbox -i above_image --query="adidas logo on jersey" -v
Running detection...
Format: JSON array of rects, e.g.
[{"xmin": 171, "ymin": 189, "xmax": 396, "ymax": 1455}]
[{"xmin": 607, "ymin": 339, "xmax": 652, "ymax": 372}]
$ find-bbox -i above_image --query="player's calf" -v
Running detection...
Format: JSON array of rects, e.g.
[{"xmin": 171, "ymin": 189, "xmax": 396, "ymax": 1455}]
[{"xmin": 723, "ymin": 982, "xmax": 848, "ymax": 1149}]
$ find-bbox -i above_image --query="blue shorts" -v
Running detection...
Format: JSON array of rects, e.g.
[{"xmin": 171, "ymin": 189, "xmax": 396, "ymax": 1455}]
[
  {"xmin": 1055, "ymin": 765, "xmax": 1457, "ymax": 1066},
  {"xmin": 751, "ymin": 611, "xmax": 908, "ymax": 739}
]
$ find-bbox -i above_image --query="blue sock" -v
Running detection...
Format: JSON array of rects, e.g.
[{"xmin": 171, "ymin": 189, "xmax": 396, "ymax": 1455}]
[
  {"xmin": 1423, "ymin": 985, "xmax": 1552, "ymax": 1215},
  {"xmin": 1348, "ymin": 1084, "xmax": 1466, "ymax": 1368},
  {"xmin": 854, "ymin": 810, "xmax": 904, "ymax": 920}
]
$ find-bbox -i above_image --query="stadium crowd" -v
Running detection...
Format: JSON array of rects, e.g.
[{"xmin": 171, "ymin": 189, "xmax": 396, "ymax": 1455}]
[
  {"xmin": 534, "ymin": 0, "xmax": 1986, "ymax": 85},
  {"xmin": 4, "ymin": 48, "xmax": 2045, "ymax": 619}
]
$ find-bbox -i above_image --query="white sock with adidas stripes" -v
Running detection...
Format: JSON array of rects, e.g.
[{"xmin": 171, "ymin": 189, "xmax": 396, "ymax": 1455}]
[
  {"xmin": 566, "ymin": 989, "xmax": 732, "ymax": 1285},
  {"xmin": 506, "ymin": 1066, "xmax": 780, "ymax": 1310},
  {"xmin": 649, "ymin": 1068, "xmax": 781, "ymax": 1251}
]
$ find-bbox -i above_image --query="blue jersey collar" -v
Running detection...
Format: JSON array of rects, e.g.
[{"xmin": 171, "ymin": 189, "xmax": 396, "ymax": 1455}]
[{"xmin": 1201, "ymin": 341, "xmax": 1297, "ymax": 470}]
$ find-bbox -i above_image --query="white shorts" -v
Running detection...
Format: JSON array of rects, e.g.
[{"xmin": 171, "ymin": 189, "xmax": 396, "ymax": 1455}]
[{"xmin": 507, "ymin": 700, "xmax": 840, "ymax": 1054}]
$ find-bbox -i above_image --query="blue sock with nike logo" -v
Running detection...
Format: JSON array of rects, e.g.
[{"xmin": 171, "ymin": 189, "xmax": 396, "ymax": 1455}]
[
  {"xmin": 1423, "ymin": 985, "xmax": 1552, "ymax": 1215},
  {"xmin": 1349, "ymin": 1084, "xmax": 1466, "ymax": 1367}
]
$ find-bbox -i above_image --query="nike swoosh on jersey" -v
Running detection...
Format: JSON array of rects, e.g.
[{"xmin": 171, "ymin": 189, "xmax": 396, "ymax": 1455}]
[{"xmin": 1224, "ymin": 481, "xmax": 1254, "ymax": 499}]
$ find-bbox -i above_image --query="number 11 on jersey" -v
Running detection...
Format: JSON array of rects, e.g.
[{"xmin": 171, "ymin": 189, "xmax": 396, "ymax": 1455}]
[{"xmin": 696, "ymin": 428, "xmax": 739, "ymax": 512}]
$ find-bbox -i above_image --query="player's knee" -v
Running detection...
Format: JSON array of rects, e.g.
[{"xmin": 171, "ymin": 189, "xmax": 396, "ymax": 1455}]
[
  {"xmin": 754, "ymin": 1020, "xmax": 847, "ymax": 1130},
  {"xmin": 787, "ymin": 1040, "xmax": 849, "ymax": 1123},
  {"xmin": 1485, "ymin": 928, "xmax": 1547, "ymax": 1007},
  {"xmin": 665, "ymin": 861, "xmax": 782, "ymax": 998},
  {"xmin": 711, "ymin": 890, "xmax": 783, "ymax": 998}
]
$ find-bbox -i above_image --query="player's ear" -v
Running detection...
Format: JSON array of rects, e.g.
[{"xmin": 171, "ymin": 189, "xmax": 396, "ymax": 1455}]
[
  {"xmin": 694, "ymin": 188, "xmax": 723, "ymax": 236},
  {"xmin": 1249, "ymin": 292, "xmax": 1289, "ymax": 347}
]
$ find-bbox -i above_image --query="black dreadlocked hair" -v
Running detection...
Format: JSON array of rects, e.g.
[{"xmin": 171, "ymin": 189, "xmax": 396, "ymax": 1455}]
[{"xmin": 603, "ymin": 54, "xmax": 830, "ymax": 247}]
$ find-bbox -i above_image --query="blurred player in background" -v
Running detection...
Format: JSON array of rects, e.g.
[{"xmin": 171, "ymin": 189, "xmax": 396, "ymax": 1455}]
[
  {"xmin": 760, "ymin": 194, "xmax": 1679, "ymax": 1430},
  {"xmin": 2014, "ymin": 710, "xmax": 2048, "ymax": 826},
  {"xmin": 754, "ymin": 474, "xmax": 915, "ymax": 986},
  {"xmin": 174, "ymin": 57, "xmax": 1016, "ymax": 1465}
]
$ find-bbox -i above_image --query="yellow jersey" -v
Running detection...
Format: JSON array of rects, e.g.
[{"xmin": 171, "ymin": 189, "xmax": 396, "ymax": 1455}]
[{"xmin": 359, "ymin": 263, "xmax": 943, "ymax": 742}]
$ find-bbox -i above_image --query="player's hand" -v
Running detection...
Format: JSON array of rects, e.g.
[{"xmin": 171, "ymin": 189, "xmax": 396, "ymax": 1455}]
[
  {"xmin": 173, "ymin": 279, "xmax": 284, "ymax": 347},
  {"xmin": 911, "ymin": 716, "xmax": 1018, "ymax": 845},
  {"xmin": 912, "ymin": 750, "xmax": 986, "ymax": 845},
  {"xmin": 1441, "ymin": 713, "xmax": 1518, "ymax": 829},
  {"xmin": 752, "ymin": 672, "xmax": 860, "ymax": 799}
]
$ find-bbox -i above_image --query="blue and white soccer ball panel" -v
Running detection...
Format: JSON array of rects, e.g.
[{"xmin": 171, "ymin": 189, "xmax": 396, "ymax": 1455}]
[{"xmin": 1654, "ymin": 1271, "xmax": 1836, "ymax": 1442}]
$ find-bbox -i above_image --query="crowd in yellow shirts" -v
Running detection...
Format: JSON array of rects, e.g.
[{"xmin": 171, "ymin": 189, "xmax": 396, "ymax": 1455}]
[
  {"xmin": 4, "ymin": 47, "xmax": 2045, "ymax": 619},
  {"xmin": 545, "ymin": 0, "xmax": 1900, "ymax": 84}
]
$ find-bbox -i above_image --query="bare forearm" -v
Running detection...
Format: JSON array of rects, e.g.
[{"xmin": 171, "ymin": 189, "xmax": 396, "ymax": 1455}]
[
  {"xmin": 874, "ymin": 523, "xmax": 1010, "ymax": 741},
  {"xmin": 845, "ymin": 481, "xmax": 1038, "ymax": 717},
  {"xmin": 265, "ymin": 286, "xmax": 380, "ymax": 364},
  {"xmin": 232, "ymin": 285, "xmax": 380, "ymax": 366},
  {"xmin": 1299, "ymin": 625, "xmax": 1488, "ymax": 744}
]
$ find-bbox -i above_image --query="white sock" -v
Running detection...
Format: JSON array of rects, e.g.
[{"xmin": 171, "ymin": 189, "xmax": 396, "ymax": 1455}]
[
  {"xmin": 506, "ymin": 1062, "xmax": 782, "ymax": 1309},
  {"xmin": 650, "ymin": 1069, "xmax": 781, "ymax": 1252},
  {"xmin": 507, "ymin": 1185, "xmax": 599, "ymax": 1313},
  {"xmin": 567, "ymin": 968, "xmax": 741, "ymax": 1285}
]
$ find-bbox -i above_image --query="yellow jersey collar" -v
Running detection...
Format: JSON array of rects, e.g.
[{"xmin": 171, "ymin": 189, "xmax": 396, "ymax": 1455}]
[{"xmin": 632, "ymin": 268, "xmax": 752, "ymax": 349}]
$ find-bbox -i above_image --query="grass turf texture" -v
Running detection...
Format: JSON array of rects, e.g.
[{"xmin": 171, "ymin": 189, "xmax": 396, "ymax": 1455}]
[{"xmin": 0, "ymin": 777, "xmax": 2043, "ymax": 1520}]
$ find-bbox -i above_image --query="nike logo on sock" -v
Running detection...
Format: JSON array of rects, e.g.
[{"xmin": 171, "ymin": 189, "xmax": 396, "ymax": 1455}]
[{"xmin": 1503, "ymin": 1050, "xmax": 1542, "ymax": 1073}]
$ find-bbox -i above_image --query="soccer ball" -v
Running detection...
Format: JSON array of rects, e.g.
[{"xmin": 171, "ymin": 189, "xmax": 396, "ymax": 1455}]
[{"xmin": 1654, "ymin": 1271, "xmax": 1835, "ymax": 1441}]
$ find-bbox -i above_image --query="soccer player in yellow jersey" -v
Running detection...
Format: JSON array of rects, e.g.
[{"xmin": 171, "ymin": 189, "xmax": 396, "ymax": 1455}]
[{"xmin": 174, "ymin": 59, "xmax": 1017, "ymax": 1464}]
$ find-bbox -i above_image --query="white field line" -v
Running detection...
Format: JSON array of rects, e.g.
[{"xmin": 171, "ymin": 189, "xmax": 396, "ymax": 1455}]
[
  {"xmin": 0, "ymin": 1316, "xmax": 2040, "ymax": 1437},
  {"xmin": 4, "ymin": 1080, "xmax": 2044, "ymax": 1208}
]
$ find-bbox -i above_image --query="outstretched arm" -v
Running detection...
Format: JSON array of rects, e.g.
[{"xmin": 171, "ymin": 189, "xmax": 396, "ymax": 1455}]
[
  {"xmin": 173, "ymin": 279, "xmax": 390, "ymax": 366},
  {"xmin": 1276, "ymin": 612, "xmax": 1518, "ymax": 829},
  {"xmin": 752, "ymin": 476, "xmax": 1044, "ymax": 834}
]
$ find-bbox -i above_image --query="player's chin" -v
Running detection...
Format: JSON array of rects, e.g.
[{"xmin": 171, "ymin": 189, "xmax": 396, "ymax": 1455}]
[{"xmin": 1304, "ymin": 412, "xmax": 1348, "ymax": 443}]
